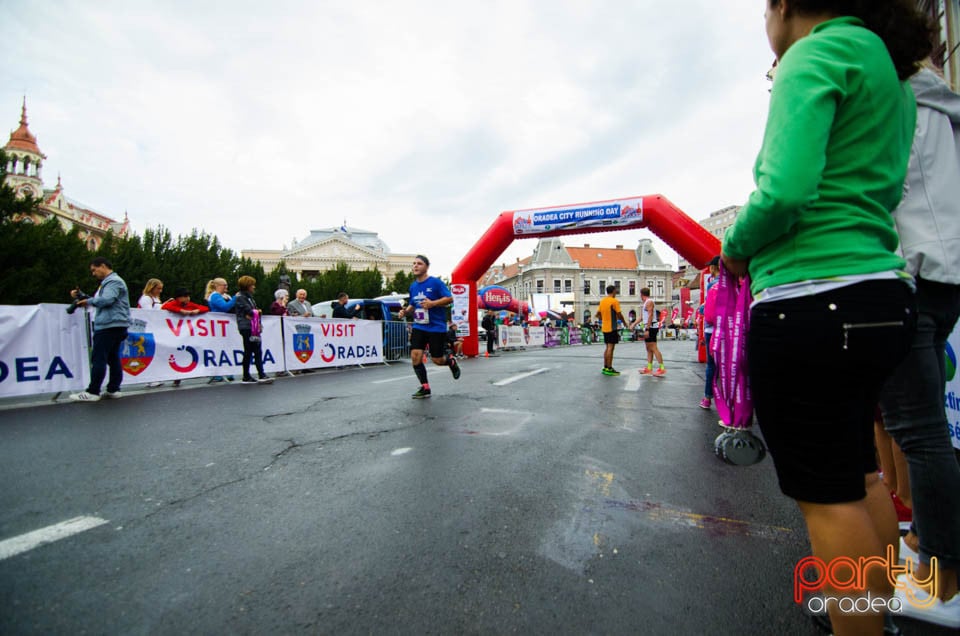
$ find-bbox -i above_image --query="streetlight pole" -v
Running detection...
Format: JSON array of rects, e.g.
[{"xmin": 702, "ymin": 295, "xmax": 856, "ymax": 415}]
[
  {"xmin": 517, "ymin": 263, "xmax": 524, "ymax": 320},
  {"xmin": 578, "ymin": 271, "xmax": 585, "ymax": 327}
]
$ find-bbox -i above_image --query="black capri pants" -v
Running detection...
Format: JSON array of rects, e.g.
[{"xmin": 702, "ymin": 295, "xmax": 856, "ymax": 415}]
[{"xmin": 747, "ymin": 280, "xmax": 914, "ymax": 504}]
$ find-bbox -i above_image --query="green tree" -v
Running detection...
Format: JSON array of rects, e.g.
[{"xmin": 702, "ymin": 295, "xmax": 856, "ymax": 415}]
[
  {"xmin": 0, "ymin": 216, "xmax": 90, "ymax": 304},
  {"xmin": 353, "ymin": 266, "xmax": 385, "ymax": 298},
  {"xmin": 386, "ymin": 270, "xmax": 415, "ymax": 296},
  {"xmin": 0, "ymin": 150, "xmax": 89, "ymax": 303},
  {"xmin": 259, "ymin": 261, "xmax": 295, "ymax": 309},
  {"xmin": 97, "ymin": 226, "xmax": 265, "ymax": 306},
  {"xmin": 316, "ymin": 262, "xmax": 353, "ymax": 301}
]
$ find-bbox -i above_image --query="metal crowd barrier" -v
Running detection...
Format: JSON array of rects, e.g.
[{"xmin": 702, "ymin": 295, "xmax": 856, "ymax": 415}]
[{"xmin": 383, "ymin": 320, "xmax": 411, "ymax": 360}]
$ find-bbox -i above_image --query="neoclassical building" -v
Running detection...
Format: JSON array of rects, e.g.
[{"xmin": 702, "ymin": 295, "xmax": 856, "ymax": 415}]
[
  {"xmin": 242, "ymin": 226, "xmax": 417, "ymax": 283},
  {"xmin": 480, "ymin": 237, "xmax": 675, "ymax": 322},
  {"xmin": 3, "ymin": 100, "xmax": 129, "ymax": 249}
]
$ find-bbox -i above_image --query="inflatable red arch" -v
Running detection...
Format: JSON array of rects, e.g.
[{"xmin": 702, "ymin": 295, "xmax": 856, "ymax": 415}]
[{"xmin": 451, "ymin": 194, "xmax": 722, "ymax": 357}]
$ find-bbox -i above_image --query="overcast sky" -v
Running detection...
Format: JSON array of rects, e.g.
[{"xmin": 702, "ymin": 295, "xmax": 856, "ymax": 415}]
[{"xmin": 2, "ymin": 1, "xmax": 774, "ymax": 278}]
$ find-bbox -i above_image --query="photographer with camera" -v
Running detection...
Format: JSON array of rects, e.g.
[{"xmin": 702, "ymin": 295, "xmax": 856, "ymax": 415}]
[{"xmin": 68, "ymin": 256, "xmax": 131, "ymax": 402}]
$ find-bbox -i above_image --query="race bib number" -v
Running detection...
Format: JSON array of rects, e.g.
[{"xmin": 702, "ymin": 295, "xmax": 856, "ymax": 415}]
[{"xmin": 414, "ymin": 308, "xmax": 429, "ymax": 325}]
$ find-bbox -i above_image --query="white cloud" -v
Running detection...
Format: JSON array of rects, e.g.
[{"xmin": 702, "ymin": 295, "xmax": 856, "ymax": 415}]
[{"xmin": 2, "ymin": 0, "xmax": 774, "ymax": 276}]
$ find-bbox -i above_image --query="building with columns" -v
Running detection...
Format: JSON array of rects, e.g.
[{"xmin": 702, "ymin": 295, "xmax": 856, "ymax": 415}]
[
  {"xmin": 480, "ymin": 237, "xmax": 674, "ymax": 323},
  {"xmin": 242, "ymin": 226, "xmax": 417, "ymax": 284},
  {"xmin": 3, "ymin": 100, "xmax": 129, "ymax": 249}
]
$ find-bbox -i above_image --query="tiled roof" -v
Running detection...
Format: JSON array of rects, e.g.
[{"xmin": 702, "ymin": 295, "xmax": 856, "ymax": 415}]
[
  {"xmin": 5, "ymin": 101, "xmax": 43, "ymax": 155},
  {"xmin": 565, "ymin": 246, "xmax": 638, "ymax": 270},
  {"xmin": 479, "ymin": 257, "xmax": 530, "ymax": 286}
]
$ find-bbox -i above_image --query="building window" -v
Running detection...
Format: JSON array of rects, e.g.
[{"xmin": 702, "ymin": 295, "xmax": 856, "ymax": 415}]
[
  {"xmin": 553, "ymin": 279, "xmax": 561, "ymax": 293},
  {"xmin": 599, "ymin": 280, "xmax": 606, "ymax": 293},
  {"xmin": 656, "ymin": 280, "xmax": 664, "ymax": 296},
  {"xmin": 564, "ymin": 279, "xmax": 572, "ymax": 293},
  {"xmin": 536, "ymin": 279, "xmax": 544, "ymax": 293},
  {"xmin": 629, "ymin": 280, "xmax": 636, "ymax": 296},
  {"xmin": 614, "ymin": 280, "xmax": 621, "ymax": 293},
  {"xmin": 584, "ymin": 280, "xmax": 591, "ymax": 295}
]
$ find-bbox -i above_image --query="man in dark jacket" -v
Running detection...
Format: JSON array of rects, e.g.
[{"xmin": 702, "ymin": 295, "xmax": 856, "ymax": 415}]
[
  {"xmin": 332, "ymin": 292, "xmax": 361, "ymax": 319},
  {"xmin": 481, "ymin": 310, "xmax": 497, "ymax": 355}
]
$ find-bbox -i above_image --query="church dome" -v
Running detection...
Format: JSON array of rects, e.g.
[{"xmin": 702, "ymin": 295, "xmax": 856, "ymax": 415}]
[{"xmin": 5, "ymin": 100, "xmax": 43, "ymax": 155}]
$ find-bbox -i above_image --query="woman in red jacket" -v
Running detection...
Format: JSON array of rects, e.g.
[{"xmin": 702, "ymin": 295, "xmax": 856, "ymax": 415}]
[{"xmin": 161, "ymin": 288, "xmax": 210, "ymax": 316}]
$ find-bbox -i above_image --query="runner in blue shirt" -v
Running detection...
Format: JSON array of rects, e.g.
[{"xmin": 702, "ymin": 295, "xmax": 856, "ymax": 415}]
[{"xmin": 397, "ymin": 254, "xmax": 461, "ymax": 398}]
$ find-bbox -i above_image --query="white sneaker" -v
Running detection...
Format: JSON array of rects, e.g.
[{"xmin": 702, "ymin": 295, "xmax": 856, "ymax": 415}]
[
  {"xmin": 893, "ymin": 573, "xmax": 960, "ymax": 628},
  {"xmin": 102, "ymin": 391, "xmax": 122, "ymax": 399},
  {"xmin": 69, "ymin": 391, "xmax": 101, "ymax": 402},
  {"xmin": 899, "ymin": 536, "xmax": 919, "ymax": 567},
  {"xmin": 257, "ymin": 377, "xmax": 274, "ymax": 384}
]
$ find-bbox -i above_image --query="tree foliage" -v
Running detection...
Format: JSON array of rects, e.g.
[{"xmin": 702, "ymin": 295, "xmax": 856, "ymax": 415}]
[
  {"xmin": 2, "ymin": 146, "xmax": 402, "ymax": 308},
  {"xmin": 386, "ymin": 270, "xmax": 416, "ymax": 296},
  {"xmin": 0, "ymin": 150, "xmax": 90, "ymax": 304},
  {"xmin": 260, "ymin": 262, "xmax": 394, "ymax": 308},
  {"xmin": 99, "ymin": 227, "xmax": 267, "ymax": 306}
]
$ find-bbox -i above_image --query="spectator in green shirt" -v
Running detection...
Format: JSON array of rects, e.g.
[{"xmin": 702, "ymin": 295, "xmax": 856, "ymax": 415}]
[{"xmin": 721, "ymin": 3, "xmax": 935, "ymax": 635}]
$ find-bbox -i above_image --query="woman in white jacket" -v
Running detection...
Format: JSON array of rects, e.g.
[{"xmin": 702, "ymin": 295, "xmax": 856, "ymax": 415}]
[
  {"xmin": 137, "ymin": 279, "xmax": 163, "ymax": 310},
  {"xmin": 880, "ymin": 65, "xmax": 960, "ymax": 625},
  {"xmin": 137, "ymin": 278, "xmax": 165, "ymax": 387}
]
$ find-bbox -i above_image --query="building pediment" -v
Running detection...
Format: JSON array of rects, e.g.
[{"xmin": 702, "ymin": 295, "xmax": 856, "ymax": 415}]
[{"xmin": 284, "ymin": 236, "xmax": 388, "ymax": 262}]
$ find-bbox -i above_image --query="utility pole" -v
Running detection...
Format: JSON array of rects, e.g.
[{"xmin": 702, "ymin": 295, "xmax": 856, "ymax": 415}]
[
  {"xmin": 920, "ymin": 0, "xmax": 960, "ymax": 90},
  {"xmin": 946, "ymin": 0, "xmax": 959, "ymax": 91}
]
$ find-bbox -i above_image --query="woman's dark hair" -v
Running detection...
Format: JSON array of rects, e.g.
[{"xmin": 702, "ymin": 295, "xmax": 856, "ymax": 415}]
[{"xmin": 771, "ymin": 0, "xmax": 936, "ymax": 79}]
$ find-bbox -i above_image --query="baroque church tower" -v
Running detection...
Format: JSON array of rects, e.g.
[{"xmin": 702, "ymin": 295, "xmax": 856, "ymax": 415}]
[
  {"xmin": 3, "ymin": 98, "xmax": 45, "ymax": 200},
  {"xmin": 3, "ymin": 99, "xmax": 129, "ymax": 250}
]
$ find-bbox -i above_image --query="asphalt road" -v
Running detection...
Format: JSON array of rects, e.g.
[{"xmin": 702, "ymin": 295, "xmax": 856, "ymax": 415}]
[{"xmin": 0, "ymin": 339, "xmax": 951, "ymax": 635}]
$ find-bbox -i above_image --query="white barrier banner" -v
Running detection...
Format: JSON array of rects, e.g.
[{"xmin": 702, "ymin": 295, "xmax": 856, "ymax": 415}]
[
  {"xmin": 450, "ymin": 283, "xmax": 471, "ymax": 337},
  {"xmin": 283, "ymin": 317, "xmax": 384, "ymax": 369},
  {"xmin": 946, "ymin": 321, "xmax": 960, "ymax": 451},
  {"xmin": 123, "ymin": 310, "xmax": 283, "ymax": 382},
  {"xmin": 527, "ymin": 326, "xmax": 545, "ymax": 346},
  {"xmin": 498, "ymin": 325, "xmax": 527, "ymax": 349},
  {"xmin": 0, "ymin": 304, "xmax": 90, "ymax": 397}
]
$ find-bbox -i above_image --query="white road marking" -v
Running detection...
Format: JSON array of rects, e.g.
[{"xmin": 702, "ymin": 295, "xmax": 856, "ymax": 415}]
[
  {"xmin": 391, "ymin": 447, "xmax": 412, "ymax": 456},
  {"xmin": 464, "ymin": 408, "xmax": 533, "ymax": 436},
  {"xmin": 372, "ymin": 376, "xmax": 410, "ymax": 384},
  {"xmin": 0, "ymin": 516, "xmax": 109, "ymax": 561},
  {"xmin": 493, "ymin": 368, "xmax": 548, "ymax": 386},
  {"xmin": 624, "ymin": 369, "xmax": 641, "ymax": 392}
]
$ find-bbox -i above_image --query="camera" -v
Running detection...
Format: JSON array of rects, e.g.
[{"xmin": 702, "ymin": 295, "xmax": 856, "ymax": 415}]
[{"xmin": 66, "ymin": 290, "xmax": 91, "ymax": 314}]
